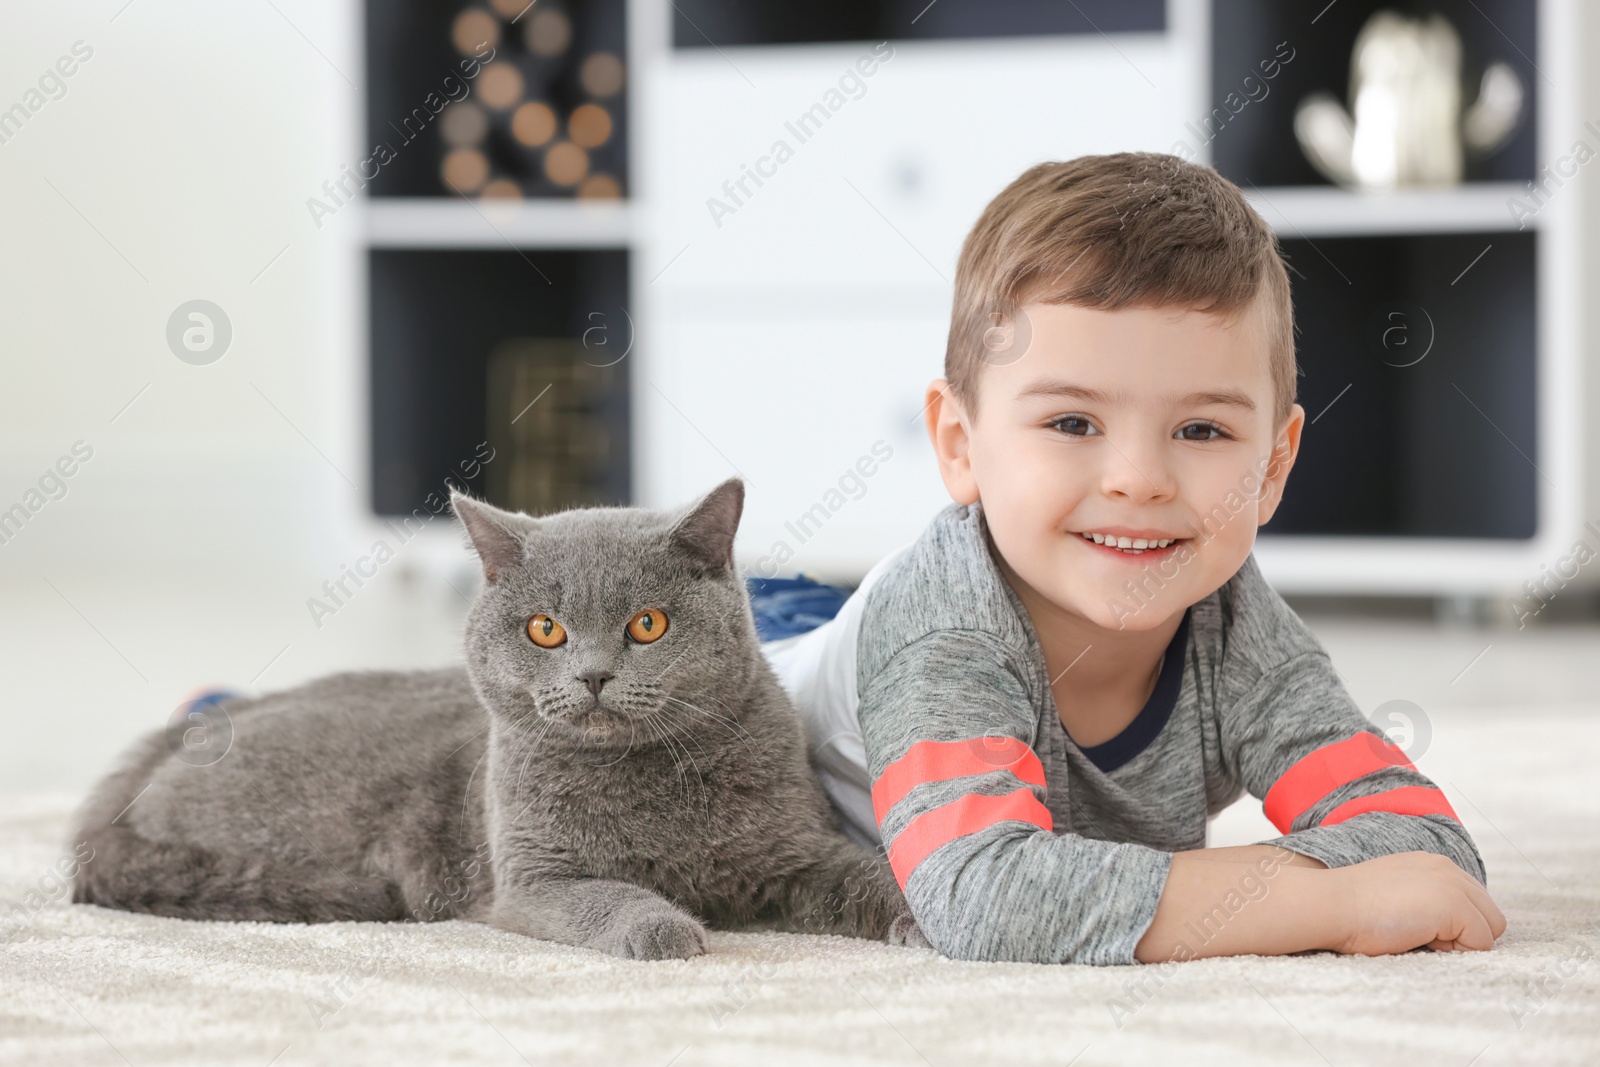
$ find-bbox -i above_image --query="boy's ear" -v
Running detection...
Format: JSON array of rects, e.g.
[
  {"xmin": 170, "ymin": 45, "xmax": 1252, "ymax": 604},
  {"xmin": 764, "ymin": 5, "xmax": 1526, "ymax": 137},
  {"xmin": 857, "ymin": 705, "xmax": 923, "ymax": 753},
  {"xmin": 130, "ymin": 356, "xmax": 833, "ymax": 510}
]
[
  {"xmin": 451, "ymin": 490, "xmax": 531, "ymax": 583},
  {"xmin": 1255, "ymin": 403, "xmax": 1306, "ymax": 525},
  {"xmin": 925, "ymin": 378, "xmax": 980, "ymax": 506}
]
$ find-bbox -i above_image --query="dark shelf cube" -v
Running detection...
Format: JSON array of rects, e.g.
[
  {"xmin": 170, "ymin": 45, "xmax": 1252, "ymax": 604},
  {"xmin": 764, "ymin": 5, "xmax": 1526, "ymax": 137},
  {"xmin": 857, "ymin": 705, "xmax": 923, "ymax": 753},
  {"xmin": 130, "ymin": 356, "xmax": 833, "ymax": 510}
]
[
  {"xmin": 1265, "ymin": 230, "xmax": 1537, "ymax": 538},
  {"xmin": 368, "ymin": 248, "xmax": 631, "ymax": 517},
  {"xmin": 1208, "ymin": 0, "xmax": 1538, "ymax": 188},
  {"xmin": 671, "ymin": 0, "xmax": 1163, "ymax": 48},
  {"xmin": 365, "ymin": 0, "xmax": 627, "ymax": 199}
]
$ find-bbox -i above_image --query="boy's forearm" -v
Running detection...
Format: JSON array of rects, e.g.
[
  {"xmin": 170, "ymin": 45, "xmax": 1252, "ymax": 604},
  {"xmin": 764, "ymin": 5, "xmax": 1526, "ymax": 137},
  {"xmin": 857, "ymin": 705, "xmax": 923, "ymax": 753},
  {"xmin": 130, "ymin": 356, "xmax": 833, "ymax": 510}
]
[
  {"xmin": 1134, "ymin": 846, "xmax": 1343, "ymax": 963},
  {"xmin": 1183, "ymin": 844, "xmax": 1327, "ymax": 869}
]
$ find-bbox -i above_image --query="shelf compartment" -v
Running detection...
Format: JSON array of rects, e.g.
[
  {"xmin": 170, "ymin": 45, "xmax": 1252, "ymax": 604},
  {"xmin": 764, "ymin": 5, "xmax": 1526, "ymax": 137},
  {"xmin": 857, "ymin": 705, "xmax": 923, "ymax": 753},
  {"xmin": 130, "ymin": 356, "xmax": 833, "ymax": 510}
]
[
  {"xmin": 1266, "ymin": 229, "xmax": 1537, "ymax": 539},
  {"xmin": 365, "ymin": 0, "xmax": 628, "ymax": 200},
  {"xmin": 368, "ymin": 248, "xmax": 631, "ymax": 517},
  {"xmin": 1209, "ymin": 0, "xmax": 1538, "ymax": 189}
]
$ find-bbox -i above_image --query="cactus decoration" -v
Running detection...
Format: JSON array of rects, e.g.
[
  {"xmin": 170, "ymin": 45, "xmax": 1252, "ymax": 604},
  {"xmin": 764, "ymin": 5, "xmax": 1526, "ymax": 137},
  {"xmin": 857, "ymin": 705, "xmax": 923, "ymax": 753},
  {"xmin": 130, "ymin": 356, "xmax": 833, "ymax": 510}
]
[{"xmin": 1294, "ymin": 10, "xmax": 1524, "ymax": 190}]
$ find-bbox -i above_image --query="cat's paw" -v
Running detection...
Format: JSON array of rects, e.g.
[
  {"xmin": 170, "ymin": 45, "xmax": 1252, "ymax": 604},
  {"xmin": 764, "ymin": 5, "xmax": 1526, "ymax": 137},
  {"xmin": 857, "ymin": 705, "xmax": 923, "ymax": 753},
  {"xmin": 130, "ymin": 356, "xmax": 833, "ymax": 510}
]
[
  {"xmin": 887, "ymin": 911, "xmax": 935, "ymax": 951},
  {"xmin": 613, "ymin": 910, "xmax": 708, "ymax": 961}
]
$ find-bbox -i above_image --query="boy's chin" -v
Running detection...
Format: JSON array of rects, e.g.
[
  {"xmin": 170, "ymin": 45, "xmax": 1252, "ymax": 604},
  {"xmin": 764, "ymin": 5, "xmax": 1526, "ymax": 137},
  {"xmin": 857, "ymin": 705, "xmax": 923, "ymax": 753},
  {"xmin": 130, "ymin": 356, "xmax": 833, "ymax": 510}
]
[{"xmin": 1059, "ymin": 590, "xmax": 1189, "ymax": 633}]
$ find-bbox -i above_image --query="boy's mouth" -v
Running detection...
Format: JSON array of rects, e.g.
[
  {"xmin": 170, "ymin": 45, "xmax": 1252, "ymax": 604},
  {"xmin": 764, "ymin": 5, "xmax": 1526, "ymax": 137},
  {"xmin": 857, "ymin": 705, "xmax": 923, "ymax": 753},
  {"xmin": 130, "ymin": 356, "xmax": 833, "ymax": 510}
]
[{"xmin": 1076, "ymin": 530, "xmax": 1188, "ymax": 558}]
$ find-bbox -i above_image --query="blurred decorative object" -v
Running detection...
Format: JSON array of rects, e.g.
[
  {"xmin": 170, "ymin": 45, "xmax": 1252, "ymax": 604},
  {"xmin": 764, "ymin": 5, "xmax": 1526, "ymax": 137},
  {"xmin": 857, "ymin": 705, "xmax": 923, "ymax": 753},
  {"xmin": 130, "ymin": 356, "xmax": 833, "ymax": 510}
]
[
  {"xmin": 577, "ymin": 173, "xmax": 621, "ymax": 199},
  {"xmin": 568, "ymin": 103, "xmax": 612, "ymax": 148},
  {"xmin": 579, "ymin": 52, "xmax": 625, "ymax": 97},
  {"xmin": 441, "ymin": 148, "xmax": 489, "ymax": 191},
  {"xmin": 511, "ymin": 101, "xmax": 557, "ymax": 146},
  {"xmin": 526, "ymin": 9, "xmax": 573, "ymax": 56},
  {"xmin": 429, "ymin": 3, "xmax": 627, "ymax": 201},
  {"xmin": 477, "ymin": 61, "xmax": 525, "ymax": 109},
  {"xmin": 1293, "ymin": 10, "xmax": 1523, "ymax": 190},
  {"xmin": 439, "ymin": 101, "xmax": 488, "ymax": 146},
  {"xmin": 544, "ymin": 141, "xmax": 589, "ymax": 185},
  {"xmin": 488, "ymin": 340, "xmax": 615, "ymax": 515},
  {"xmin": 451, "ymin": 8, "xmax": 500, "ymax": 54},
  {"xmin": 481, "ymin": 178, "xmax": 522, "ymax": 199}
]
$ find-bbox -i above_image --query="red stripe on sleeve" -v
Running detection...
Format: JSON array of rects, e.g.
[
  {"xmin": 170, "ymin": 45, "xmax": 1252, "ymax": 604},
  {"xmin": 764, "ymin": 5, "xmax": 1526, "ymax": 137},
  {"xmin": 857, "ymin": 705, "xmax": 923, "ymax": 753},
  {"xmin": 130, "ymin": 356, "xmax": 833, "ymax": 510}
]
[
  {"xmin": 1263, "ymin": 732, "xmax": 1416, "ymax": 833},
  {"xmin": 1321, "ymin": 785, "xmax": 1459, "ymax": 827},
  {"xmin": 885, "ymin": 787, "xmax": 1053, "ymax": 891},
  {"xmin": 871, "ymin": 737, "xmax": 1045, "ymax": 826}
]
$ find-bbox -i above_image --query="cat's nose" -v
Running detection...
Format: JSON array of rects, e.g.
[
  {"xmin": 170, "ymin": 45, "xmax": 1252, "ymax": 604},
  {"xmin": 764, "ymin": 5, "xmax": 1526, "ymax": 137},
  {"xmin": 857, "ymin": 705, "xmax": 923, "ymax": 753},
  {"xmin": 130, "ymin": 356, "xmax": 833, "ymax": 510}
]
[{"xmin": 577, "ymin": 670, "xmax": 613, "ymax": 697}]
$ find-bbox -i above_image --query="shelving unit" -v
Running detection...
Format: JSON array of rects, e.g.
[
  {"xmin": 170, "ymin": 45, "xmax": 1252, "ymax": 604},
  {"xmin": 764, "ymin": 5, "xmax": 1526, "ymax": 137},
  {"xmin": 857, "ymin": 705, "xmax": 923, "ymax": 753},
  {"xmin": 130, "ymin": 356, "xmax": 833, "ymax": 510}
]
[
  {"xmin": 358, "ymin": 0, "xmax": 636, "ymax": 545},
  {"xmin": 352, "ymin": 0, "xmax": 1586, "ymax": 598},
  {"xmin": 1212, "ymin": 0, "xmax": 1583, "ymax": 594}
]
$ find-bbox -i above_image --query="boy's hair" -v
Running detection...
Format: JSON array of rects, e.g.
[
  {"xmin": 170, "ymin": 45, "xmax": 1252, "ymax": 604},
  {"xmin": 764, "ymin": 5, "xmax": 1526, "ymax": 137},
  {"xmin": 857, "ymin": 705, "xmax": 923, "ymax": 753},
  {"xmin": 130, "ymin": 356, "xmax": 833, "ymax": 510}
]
[{"xmin": 945, "ymin": 152, "xmax": 1296, "ymax": 423}]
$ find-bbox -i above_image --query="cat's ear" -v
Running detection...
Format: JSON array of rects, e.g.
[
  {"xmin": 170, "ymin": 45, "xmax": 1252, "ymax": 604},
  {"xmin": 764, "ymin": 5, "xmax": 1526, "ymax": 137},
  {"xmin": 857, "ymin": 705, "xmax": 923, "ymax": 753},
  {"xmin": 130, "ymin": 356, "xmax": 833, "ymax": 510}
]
[
  {"xmin": 670, "ymin": 477, "xmax": 744, "ymax": 570},
  {"xmin": 451, "ymin": 490, "xmax": 530, "ymax": 584}
]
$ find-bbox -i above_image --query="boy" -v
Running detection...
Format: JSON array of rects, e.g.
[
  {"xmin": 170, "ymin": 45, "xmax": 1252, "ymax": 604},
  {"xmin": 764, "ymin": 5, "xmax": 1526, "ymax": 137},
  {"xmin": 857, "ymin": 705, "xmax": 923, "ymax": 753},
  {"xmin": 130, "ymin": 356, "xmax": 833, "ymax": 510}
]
[{"xmin": 763, "ymin": 152, "xmax": 1505, "ymax": 965}]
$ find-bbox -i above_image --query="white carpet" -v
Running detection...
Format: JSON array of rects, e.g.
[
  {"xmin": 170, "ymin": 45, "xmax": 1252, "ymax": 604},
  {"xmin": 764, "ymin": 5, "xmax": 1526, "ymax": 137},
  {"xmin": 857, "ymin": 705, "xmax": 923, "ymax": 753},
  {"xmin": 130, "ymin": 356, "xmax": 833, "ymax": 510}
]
[{"xmin": 2, "ymin": 705, "xmax": 1596, "ymax": 1067}]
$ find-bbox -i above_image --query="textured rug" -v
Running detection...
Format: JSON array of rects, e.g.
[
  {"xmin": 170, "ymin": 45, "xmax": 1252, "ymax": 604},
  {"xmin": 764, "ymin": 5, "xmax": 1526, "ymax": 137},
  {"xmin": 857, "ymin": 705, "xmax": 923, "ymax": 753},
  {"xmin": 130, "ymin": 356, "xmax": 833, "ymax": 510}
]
[{"xmin": 1, "ymin": 704, "xmax": 1596, "ymax": 1067}]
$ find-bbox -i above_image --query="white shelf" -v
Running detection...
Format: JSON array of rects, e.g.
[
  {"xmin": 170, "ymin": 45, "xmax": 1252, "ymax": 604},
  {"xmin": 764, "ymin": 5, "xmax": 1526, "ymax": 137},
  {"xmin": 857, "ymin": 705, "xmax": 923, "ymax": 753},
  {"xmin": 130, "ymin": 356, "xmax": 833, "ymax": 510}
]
[
  {"xmin": 364, "ymin": 198, "xmax": 634, "ymax": 249},
  {"xmin": 1242, "ymin": 182, "xmax": 1537, "ymax": 237}
]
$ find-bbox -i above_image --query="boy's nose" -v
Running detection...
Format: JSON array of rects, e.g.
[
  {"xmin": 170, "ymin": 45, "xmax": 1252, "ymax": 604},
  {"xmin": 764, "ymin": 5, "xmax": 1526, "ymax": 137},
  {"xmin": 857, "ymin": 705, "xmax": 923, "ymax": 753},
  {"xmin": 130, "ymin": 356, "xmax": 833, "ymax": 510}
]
[{"xmin": 1099, "ymin": 447, "xmax": 1177, "ymax": 504}]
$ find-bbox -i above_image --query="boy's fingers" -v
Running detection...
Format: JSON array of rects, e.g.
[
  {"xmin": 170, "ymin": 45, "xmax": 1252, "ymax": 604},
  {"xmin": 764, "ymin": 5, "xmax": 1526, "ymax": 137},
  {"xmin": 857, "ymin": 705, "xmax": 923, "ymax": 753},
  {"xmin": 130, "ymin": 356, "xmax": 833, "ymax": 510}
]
[
  {"xmin": 1458, "ymin": 877, "xmax": 1507, "ymax": 939},
  {"xmin": 1454, "ymin": 904, "xmax": 1496, "ymax": 951}
]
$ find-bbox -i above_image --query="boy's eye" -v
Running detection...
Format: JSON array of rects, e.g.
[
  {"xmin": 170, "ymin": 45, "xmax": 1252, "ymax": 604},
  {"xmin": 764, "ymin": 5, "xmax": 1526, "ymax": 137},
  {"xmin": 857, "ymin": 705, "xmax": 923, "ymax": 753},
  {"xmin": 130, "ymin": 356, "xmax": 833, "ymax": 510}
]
[
  {"xmin": 1176, "ymin": 420, "xmax": 1229, "ymax": 442},
  {"xmin": 1050, "ymin": 415, "xmax": 1099, "ymax": 437}
]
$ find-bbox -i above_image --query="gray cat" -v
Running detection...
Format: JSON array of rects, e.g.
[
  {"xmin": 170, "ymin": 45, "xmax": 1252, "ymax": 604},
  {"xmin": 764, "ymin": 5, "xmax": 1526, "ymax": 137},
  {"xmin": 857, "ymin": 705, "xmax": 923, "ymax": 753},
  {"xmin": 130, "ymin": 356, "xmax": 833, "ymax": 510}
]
[{"xmin": 71, "ymin": 479, "xmax": 924, "ymax": 960}]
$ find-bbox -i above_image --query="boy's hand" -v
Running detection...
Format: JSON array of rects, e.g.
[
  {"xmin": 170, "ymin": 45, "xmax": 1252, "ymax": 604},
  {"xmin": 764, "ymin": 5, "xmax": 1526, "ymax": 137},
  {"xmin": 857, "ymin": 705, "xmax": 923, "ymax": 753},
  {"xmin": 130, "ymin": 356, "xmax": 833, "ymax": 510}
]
[{"xmin": 1331, "ymin": 851, "xmax": 1507, "ymax": 955}]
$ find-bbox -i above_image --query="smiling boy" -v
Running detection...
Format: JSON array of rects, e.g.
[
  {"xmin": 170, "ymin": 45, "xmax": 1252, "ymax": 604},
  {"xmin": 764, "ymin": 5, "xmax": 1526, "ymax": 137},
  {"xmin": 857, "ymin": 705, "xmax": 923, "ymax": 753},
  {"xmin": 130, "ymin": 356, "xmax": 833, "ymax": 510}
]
[{"xmin": 764, "ymin": 152, "xmax": 1505, "ymax": 965}]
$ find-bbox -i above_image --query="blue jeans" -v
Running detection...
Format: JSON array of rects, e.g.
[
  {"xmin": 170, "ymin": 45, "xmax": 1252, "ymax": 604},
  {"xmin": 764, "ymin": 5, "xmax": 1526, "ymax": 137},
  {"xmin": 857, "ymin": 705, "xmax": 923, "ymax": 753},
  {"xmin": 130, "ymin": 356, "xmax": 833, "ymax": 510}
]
[{"xmin": 745, "ymin": 575, "xmax": 852, "ymax": 642}]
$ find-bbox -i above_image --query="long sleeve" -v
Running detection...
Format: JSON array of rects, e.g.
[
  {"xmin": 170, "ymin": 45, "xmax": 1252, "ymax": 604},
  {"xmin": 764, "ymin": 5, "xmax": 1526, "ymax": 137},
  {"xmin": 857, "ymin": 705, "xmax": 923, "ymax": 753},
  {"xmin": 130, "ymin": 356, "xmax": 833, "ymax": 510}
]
[
  {"xmin": 859, "ymin": 629, "xmax": 1173, "ymax": 965},
  {"xmin": 1220, "ymin": 650, "xmax": 1487, "ymax": 884}
]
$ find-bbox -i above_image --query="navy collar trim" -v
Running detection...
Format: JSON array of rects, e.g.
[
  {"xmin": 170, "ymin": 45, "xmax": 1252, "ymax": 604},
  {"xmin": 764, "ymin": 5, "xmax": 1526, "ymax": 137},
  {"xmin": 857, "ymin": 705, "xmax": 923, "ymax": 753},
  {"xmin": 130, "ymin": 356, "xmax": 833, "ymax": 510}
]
[{"xmin": 1067, "ymin": 608, "xmax": 1191, "ymax": 774}]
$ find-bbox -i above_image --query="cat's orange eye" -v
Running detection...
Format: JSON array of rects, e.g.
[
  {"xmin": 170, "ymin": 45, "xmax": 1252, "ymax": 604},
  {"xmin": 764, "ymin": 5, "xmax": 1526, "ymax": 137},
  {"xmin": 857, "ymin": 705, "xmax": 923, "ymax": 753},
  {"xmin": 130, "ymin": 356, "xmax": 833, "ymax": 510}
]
[
  {"xmin": 527, "ymin": 614, "xmax": 567, "ymax": 648},
  {"xmin": 626, "ymin": 609, "xmax": 668, "ymax": 644}
]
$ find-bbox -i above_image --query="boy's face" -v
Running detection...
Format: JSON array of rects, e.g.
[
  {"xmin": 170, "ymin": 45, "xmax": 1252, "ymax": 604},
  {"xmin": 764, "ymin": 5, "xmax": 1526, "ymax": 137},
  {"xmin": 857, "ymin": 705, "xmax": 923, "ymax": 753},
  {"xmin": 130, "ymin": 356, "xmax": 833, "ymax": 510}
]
[{"xmin": 925, "ymin": 299, "xmax": 1304, "ymax": 633}]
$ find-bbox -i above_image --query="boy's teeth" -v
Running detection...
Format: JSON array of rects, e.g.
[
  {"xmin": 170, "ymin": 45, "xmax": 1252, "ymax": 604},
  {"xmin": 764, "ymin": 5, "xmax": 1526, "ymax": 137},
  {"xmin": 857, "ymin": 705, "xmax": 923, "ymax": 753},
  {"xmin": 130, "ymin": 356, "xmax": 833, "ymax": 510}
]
[{"xmin": 1079, "ymin": 532, "xmax": 1179, "ymax": 551}]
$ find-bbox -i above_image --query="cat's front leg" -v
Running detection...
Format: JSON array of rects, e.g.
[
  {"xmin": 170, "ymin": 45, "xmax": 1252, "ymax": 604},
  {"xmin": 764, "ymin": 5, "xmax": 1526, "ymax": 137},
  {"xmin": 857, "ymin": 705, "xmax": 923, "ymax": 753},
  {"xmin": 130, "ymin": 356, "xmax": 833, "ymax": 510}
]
[
  {"xmin": 488, "ymin": 876, "xmax": 708, "ymax": 961},
  {"xmin": 767, "ymin": 838, "xmax": 912, "ymax": 942}
]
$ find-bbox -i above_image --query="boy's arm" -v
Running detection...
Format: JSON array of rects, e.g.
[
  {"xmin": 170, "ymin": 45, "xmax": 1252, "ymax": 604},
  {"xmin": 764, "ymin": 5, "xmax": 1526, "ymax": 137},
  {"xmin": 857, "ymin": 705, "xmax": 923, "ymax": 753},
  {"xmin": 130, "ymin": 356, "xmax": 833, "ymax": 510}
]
[
  {"xmin": 861, "ymin": 630, "xmax": 1173, "ymax": 965},
  {"xmin": 1222, "ymin": 650, "xmax": 1487, "ymax": 883},
  {"xmin": 1134, "ymin": 844, "xmax": 1504, "ymax": 962}
]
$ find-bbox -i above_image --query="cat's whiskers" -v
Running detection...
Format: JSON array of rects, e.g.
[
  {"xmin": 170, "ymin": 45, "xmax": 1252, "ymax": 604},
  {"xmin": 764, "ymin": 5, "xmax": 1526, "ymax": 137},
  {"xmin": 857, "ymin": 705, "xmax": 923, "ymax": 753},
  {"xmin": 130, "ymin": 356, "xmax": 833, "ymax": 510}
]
[
  {"xmin": 641, "ymin": 710, "xmax": 710, "ymax": 822},
  {"xmin": 634, "ymin": 711, "xmax": 689, "ymax": 806},
  {"xmin": 458, "ymin": 747, "xmax": 490, "ymax": 844},
  {"xmin": 659, "ymin": 694, "xmax": 762, "ymax": 760}
]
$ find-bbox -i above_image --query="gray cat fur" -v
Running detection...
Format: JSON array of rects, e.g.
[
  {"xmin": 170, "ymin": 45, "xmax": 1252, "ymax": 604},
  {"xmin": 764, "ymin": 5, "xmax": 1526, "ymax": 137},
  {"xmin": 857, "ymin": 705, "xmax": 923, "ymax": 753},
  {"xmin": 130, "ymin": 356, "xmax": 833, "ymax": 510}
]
[{"xmin": 70, "ymin": 478, "xmax": 924, "ymax": 960}]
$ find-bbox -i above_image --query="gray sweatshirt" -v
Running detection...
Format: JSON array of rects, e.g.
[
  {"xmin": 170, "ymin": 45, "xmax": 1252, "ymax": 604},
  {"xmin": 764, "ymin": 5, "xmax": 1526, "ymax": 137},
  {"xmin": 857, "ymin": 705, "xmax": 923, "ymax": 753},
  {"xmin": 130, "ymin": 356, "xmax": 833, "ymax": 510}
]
[{"xmin": 763, "ymin": 502, "xmax": 1485, "ymax": 966}]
